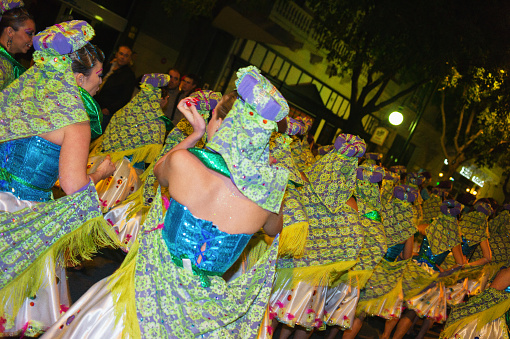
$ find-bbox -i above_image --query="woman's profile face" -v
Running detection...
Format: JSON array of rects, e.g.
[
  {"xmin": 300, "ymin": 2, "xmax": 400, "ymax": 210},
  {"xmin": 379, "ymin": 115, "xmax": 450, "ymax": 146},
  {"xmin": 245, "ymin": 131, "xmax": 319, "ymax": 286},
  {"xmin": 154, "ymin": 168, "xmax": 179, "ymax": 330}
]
[
  {"xmin": 80, "ymin": 62, "xmax": 103, "ymax": 96},
  {"xmin": 10, "ymin": 19, "xmax": 35, "ymax": 54}
]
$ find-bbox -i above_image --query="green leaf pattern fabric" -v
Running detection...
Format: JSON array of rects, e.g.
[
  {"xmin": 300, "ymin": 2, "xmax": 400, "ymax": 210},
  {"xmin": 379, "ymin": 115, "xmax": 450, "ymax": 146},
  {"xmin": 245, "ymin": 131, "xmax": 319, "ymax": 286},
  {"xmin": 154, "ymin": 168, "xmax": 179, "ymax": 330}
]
[
  {"xmin": 100, "ymin": 84, "xmax": 166, "ymax": 154},
  {"xmin": 278, "ymin": 184, "xmax": 363, "ymax": 269},
  {"xmin": 459, "ymin": 210, "xmax": 489, "ymax": 244},
  {"xmin": 426, "ymin": 214, "xmax": 462, "ymax": 255},
  {"xmin": 134, "ymin": 193, "xmax": 279, "ymax": 337},
  {"xmin": 380, "ymin": 199, "xmax": 416, "ymax": 248}
]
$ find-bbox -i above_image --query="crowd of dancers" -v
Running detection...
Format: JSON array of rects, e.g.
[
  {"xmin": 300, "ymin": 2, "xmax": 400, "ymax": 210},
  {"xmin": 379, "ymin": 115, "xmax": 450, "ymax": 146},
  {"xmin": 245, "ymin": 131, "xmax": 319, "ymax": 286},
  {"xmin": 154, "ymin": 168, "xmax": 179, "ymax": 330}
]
[{"xmin": 0, "ymin": 3, "xmax": 509, "ymax": 339}]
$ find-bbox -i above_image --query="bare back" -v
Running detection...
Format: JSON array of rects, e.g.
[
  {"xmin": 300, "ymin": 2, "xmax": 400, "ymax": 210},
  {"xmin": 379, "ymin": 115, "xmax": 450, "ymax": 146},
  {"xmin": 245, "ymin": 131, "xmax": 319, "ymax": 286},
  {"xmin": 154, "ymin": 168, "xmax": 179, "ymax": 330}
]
[{"xmin": 164, "ymin": 149, "xmax": 281, "ymax": 235}]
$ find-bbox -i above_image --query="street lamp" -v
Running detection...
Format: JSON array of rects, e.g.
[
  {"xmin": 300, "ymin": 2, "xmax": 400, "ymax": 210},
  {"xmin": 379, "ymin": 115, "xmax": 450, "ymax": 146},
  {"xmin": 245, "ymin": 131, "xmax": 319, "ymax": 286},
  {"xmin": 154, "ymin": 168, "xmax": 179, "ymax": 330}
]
[{"xmin": 389, "ymin": 111, "xmax": 404, "ymax": 126}]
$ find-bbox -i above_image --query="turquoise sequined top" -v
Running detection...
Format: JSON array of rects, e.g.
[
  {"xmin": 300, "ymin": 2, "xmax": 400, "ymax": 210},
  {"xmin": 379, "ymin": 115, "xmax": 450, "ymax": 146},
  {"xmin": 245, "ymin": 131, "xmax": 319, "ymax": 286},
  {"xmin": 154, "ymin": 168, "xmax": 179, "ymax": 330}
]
[
  {"xmin": 162, "ymin": 198, "xmax": 252, "ymax": 276},
  {"xmin": 384, "ymin": 243, "xmax": 405, "ymax": 262},
  {"xmin": 161, "ymin": 147, "xmax": 252, "ymax": 280},
  {"xmin": 0, "ymin": 136, "xmax": 60, "ymax": 202},
  {"xmin": 461, "ymin": 236, "xmax": 478, "ymax": 260},
  {"xmin": 415, "ymin": 236, "xmax": 450, "ymax": 271}
]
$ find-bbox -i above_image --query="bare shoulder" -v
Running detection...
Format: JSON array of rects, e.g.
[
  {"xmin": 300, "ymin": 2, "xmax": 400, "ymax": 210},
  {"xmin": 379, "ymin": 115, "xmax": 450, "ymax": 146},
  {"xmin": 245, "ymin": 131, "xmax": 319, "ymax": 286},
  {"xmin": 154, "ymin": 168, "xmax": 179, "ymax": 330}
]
[
  {"xmin": 166, "ymin": 149, "xmax": 211, "ymax": 196},
  {"xmin": 40, "ymin": 121, "xmax": 90, "ymax": 146},
  {"xmin": 166, "ymin": 149, "xmax": 204, "ymax": 175}
]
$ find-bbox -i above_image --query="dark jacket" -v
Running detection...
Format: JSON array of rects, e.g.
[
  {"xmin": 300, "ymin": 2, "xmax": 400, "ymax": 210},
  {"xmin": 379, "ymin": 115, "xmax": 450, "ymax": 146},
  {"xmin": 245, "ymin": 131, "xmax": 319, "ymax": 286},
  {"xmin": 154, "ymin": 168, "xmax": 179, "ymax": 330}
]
[{"xmin": 95, "ymin": 63, "xmax": 136, "ymax": 115}]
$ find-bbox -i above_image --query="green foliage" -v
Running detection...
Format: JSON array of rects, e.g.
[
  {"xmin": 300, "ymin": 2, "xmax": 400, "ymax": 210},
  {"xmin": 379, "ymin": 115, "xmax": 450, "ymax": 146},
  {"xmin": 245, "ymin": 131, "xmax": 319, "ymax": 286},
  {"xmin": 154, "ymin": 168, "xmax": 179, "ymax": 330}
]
[{"xmin": 307, "ymin": 0, "xmax": 510, "ymax": 131}]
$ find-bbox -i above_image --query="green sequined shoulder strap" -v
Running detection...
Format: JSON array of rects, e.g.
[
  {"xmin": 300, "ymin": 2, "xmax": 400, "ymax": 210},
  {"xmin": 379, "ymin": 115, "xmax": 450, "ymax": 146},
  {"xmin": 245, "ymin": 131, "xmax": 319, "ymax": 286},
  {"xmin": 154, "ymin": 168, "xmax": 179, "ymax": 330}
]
[
  {"xmin": 79, "ymin": 87, "xmax": 103, "ymax": 139},
  {"xmin": 188, "ymin": 147, "xmax": 230, "ymax": 178},
  {"xmin": 0, "ymin": 45, "xmax": 26, "ymax": 79}
]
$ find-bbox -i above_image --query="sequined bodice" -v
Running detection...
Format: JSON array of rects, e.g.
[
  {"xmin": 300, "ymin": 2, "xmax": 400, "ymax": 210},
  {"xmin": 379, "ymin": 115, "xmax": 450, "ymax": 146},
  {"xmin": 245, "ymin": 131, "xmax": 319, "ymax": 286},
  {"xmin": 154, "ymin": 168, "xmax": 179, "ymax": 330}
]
[
  {"xmin": 0, "ymin": 136, "xmax": 60, "ymax": 201},
  {"xmin": 461, "ymin": 236, "xmax": 478, "ymax": 259},
  {"xmin": 384, "ymin": 243, "xmax": 405, "ymax": 262},
  {"xmin": 162, "ymin": 198, "xmax": 252, "ymax": 275},
  {"xmin": 415, "ymin": 236, "xmax": 450, "ymax": 270}
]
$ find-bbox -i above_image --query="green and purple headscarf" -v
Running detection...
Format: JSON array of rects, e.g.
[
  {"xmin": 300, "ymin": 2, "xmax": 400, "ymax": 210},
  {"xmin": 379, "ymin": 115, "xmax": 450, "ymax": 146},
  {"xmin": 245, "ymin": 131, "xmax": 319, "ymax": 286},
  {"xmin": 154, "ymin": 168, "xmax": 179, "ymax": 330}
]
[
  {"xmin": 0, "ymin": 20, "xmax": 93, "ymax": 142},
  {"xmin": 207, "ymin": 66, "xmax": 290, "ymax": 213}
]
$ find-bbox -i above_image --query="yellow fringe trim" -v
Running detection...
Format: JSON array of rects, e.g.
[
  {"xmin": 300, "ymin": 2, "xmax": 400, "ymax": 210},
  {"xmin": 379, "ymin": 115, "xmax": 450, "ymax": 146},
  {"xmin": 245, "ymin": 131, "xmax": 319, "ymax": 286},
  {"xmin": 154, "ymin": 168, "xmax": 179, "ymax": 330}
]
[
  {"xmin": 140, "ymin": 162, "xmax": 156, "ymax": 182},
  {"xmin": 91, "ymin": 143, "xmax": 163, "ymax": 166},
  {"xmin": 107, "ymin": 240, "xmax": 140, "ymax": 339},
  {"xmin": 403, "ymin": 261, "xmax": 439, "ymax": 299},
  {"xmin": 356, "ymin": 280, "xmax": 403, "ymax": 318},
  {"xmin": 0, "ymin": 217, "xmax": 119, "ymax": 328},
  {"xmin": 245, "ymin": 233, "xmax": 272, "ymax": 270},
  {"xmin": 279, "ymin": 221, "xmax": 309, "ymax": 258},
  {"xmin": 441, "ymin": 294, "xmax": 510, "ymax": 338},
  {"xmin": 275, "ymin": 260, "xmax": 357, "ymax": 289}
]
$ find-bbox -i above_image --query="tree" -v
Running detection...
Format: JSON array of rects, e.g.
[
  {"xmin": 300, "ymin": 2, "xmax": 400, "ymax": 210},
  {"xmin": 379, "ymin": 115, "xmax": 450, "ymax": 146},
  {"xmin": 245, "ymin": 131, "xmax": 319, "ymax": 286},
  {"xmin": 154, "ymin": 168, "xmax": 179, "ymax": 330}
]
[
  {"xmin": 308, "ymin": 0, "xmax": 510, "ymax": 137},
  {"xmin": 438, "ymin": 66, "xmax": 510, "ymax": 178}
]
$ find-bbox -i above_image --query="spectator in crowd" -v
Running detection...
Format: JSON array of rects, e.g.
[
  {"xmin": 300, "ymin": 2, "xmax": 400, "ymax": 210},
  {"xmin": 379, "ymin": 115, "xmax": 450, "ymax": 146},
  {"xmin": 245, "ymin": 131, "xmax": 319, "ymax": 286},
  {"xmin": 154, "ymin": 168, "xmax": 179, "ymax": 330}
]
[
  {"xmin": 163, "ymin": 67, "xmax": 181, "ymax": 122},
  {"xmin": 171, "ymin": 73, "xmax": 200, "ymax": 125},
  {"xmin": 95, "ymin": 45, "xmax": 136, "ymax": 130}
]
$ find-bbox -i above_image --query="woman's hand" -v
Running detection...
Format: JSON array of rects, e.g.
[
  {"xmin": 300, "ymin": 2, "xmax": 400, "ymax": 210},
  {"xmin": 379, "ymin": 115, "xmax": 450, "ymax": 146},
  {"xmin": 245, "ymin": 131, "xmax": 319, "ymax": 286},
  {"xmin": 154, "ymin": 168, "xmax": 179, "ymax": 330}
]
[
  {"xmin": 90, "ymin": 155, "xmax": 116, "ymax": 184},
  {"xmin": 177, "ymin": 97, "xmax": 206, "ymax": 138}
]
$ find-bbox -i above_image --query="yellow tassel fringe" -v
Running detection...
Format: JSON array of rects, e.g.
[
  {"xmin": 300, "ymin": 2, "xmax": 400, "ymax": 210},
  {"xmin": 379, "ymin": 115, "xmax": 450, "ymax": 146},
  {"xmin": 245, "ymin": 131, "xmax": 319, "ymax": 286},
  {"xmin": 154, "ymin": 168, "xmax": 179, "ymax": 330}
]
[
  {"xmin": 107, "ymin": 240, "xmax": 140, "ymax": 339},
  {"xmin": 441, "ymin": 294, "xmax": 510, "ymax": 338},
  {"xmin": 275, "ymin": 260, "xmax": 357, "ymax": 289},
  {"xmin": 91, "ymin": 143, "xmax": 163, "ymax": 166},
  {"xmin": 0, "ymin": 217, "xmax": 119, "ymax": 328},
  {"xmin": 279, "ymin": 221, "xmax": 309, "ymax": 258}
]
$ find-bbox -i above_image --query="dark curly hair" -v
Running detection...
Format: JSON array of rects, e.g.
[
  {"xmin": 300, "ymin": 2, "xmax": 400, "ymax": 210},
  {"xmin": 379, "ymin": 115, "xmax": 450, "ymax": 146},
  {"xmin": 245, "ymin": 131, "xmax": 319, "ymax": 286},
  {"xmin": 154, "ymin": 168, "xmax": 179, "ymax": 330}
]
[
  {"xmin": 69, "ymin": 43, "xmax": 105, "ymax": 76},
  {"xmin": 0, "ymin": 7, "xmax": 33, "ymax": 35}
]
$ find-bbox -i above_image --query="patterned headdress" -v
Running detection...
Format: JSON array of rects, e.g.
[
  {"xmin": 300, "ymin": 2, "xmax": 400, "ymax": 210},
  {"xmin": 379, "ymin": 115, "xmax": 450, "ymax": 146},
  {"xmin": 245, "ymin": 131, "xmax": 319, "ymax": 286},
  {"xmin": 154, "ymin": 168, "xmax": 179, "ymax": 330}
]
[
  {"xmin": 474, "ymin": 200, "xmax": 493, "ymax": 216},
  {"xmin": 393, "ymin": 185, "xmax": 418, "ymax": 203},
  {"xmin": 364, "ymin": 152, "xmax": 383, "ymax": 165},
  {"xmin": 305, "ymin": 133, "xmax": 366, "ymax": 213},
  {"xmin": 269, "ymin": 132, "xmax": 304, "ymax": 186},
  {"xmin": 207, "ymin": 66, "xmax": 290, "ymax": 213},
  {"xmin": 0, "ymin": 20, "xmax": 94, "ymax": 142},
  {"xmin": 390, "ymin": 165, "xmax": 407, "ymax": 175},
  {"xmin": 356, "ymin": 163, "xmax": 385, "ymax": 212},
  {"xmin": 284, "ymin": 117, "xmax": 306, "ymax": 136},
  {"xmin": 188, "ymin": 90, "xmax": 222, "ymax": 120},
  {"xmin": 440, "ymin": 199, "xmax": 462, "ymax": 216},
  {"xmin": 407, "ymin": 172, "xmax": 425, "ymax": 187},
  {"xmin": 100, "ymin": 73, "xmax": 169, "ymax": 153},
  {"xmin": 0, "ymin": 0, "xmax": 24, "ymax": 15}
]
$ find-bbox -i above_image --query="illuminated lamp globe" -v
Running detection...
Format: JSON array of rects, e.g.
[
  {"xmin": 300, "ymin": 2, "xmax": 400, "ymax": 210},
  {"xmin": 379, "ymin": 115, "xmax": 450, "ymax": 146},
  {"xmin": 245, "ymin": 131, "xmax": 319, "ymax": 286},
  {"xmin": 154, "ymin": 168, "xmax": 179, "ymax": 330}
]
[{"xmin": 389, "ymin": 111, "xmax": 404, "ymax": 125}]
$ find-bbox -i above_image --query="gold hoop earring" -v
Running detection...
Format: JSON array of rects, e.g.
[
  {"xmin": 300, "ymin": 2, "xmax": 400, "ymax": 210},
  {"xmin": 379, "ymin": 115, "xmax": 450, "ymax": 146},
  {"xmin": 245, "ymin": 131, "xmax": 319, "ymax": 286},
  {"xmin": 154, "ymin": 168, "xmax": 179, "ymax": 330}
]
[{"xmin": 6, "ymin": 38, "xmax": 12, "ymax": 49}]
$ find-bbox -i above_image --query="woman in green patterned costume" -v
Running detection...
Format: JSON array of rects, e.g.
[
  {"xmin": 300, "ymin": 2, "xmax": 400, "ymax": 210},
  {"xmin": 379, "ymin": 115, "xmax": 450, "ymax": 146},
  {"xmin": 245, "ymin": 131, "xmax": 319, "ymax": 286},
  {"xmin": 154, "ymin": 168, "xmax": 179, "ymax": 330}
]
[
  {"xmin": 261, "ymin": 134, "xmax": 366, "ymax": 339},
  {"xmin": 326, "ymin": 163, "xmax": 388, "ymax": 339},
  {"xmin": 0, "ymin": 0, "xmax": 34, "ymax": 90},
  {"xmin": 441, "ymin": 266, "xmax": 510, "ymax": 339},
  {"xmin": 102, "ymin": 90, "xmax": 235, "ymax": 251},
  {"xmin": 0, "ymin": 21, "xmax": 117, "ymax": 336},
  {"xmin": 471, "ymin": 204, "xmax": 510, "ymax": 269},
  {"xmin": 392, "ymin": 199, "xmax": 466, "ymax": 339},
  {"xmin": 42, "ymin": 66, "xmax": 290, "ymax": 338},
  {"xmin": 347, "ymin": 184, "xmax": 417, "ymax": 339},
  {"xmin": 87, "ymin": 73, "xmax": 171, "ymax": 214}
]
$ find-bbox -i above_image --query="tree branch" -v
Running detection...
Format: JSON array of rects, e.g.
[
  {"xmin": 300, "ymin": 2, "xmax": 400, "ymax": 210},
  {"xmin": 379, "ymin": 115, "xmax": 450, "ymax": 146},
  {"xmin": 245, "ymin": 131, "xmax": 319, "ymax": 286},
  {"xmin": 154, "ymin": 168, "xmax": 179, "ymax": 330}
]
[
  {"xmin": 440, "ymin": 91, "xmax": 450, "ymax": 162},
  {"xmin": 453, "ymin": 104, "xmax": 466, "ymax": 153},
  {"xmin": 465, "ymin": 107, "xmax": 475, "ymax": 138},
  {"xmin": 372, "ymin": 78, "xmax": 431, "ymax": 112},
  {"xmin": 365, "ymin": 77, "xmax": 391, "ymax": 110},
  {"xmin": 458, "ymin": 129, "xmax": 483, "ymax": 152},
  {"xmin": 350, "ymin": 63, "xmax": 362, "ymax": 107},
  {"xmin": 453, "ymin": 86, "xmax": 468, "ymax": 153}
]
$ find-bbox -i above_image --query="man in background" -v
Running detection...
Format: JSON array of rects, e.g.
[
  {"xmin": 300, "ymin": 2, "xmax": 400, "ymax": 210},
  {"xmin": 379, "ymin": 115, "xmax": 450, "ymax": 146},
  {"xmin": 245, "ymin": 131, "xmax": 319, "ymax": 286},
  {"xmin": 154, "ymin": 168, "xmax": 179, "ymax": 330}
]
[
  {"xmin": 163, "ymin": 67, "xmax": 181, "ymax": 122},
  {"xmin": 96, "ymin": 45, "xmax": 137, "ymax": 131},
  {"xmin": 170, "ymin": 73, "xmax": 200, "ymax": 126}
]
